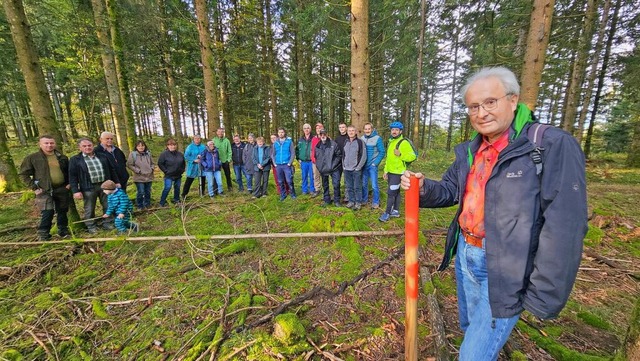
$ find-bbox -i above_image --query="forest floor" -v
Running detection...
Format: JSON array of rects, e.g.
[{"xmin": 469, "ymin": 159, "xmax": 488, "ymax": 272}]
[{"xmin": 0, "ymin": 143, "xmax": 638, "ymax": 361}]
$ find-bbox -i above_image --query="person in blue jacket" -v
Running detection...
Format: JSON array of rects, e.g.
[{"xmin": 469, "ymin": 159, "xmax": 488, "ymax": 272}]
[
  {"xmin": 101, "ymin": 180, "xmax": 138, "ymax": 234},
  {"xmin": 361, "ymin": 122, "xmax": 385, "ymax": 209},
  {"xmin": 401, "ymin": 67, "xmax": 587, "ymax": 361},
  {"xmin": 200, "ymin": 141, "xmax": 224, "ymax": 197},
  {"xmin": 271, "ymin": 127, "xmax": 297, "ymax": 201}
]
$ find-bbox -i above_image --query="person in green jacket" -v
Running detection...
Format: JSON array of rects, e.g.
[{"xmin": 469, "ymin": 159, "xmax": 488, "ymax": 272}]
[
  {"xmin": 213, "ymin": 128, "xmax": 233, "ymax": 191},
  {"xmin": 379, "ymin": 121, "xmax": 417, "ymax": 222}
]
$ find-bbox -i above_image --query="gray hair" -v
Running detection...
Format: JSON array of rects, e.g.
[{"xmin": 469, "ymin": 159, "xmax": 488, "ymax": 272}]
[
  {"xmin": 460, "ymin": 67, "xmax": 520, "ymax": 103},
  {"xmin": 100, "ymin": 131, "xmax": 115, "ymax": 139},
  {"xmin": 207, "ymin": 141, "xmax": 214, "ymax": 146}
]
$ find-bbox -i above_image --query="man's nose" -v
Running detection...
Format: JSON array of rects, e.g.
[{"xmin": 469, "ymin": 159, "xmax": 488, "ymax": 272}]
[{"xmin": 477, "ymin": 105, "xmax": 489, "ymax": 117}]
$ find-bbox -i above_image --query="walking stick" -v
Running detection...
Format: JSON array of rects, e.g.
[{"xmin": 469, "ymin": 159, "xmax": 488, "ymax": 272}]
[
  {"xmin": 405, "ymin": 175, "xmax": 419, "ymax": 360},
  {"xmin": 198, "ymin": 163, "xmax": 204, "ymax": 197}
]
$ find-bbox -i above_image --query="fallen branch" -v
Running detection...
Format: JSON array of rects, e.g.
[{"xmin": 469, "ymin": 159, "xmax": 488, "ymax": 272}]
[
  {"xmin": 106, "ymin": 295, "xmax": 172, "ymax": 306},
  {"xmin": 0, "ymin": 224, "xmax": 35, "ymax": 236},
  {"xmin": 0, "ymin": 230, "xmax": 404, "ymax": 247},
  {"xmin": 584, "ymin": 249, "xmax": 622, "ymax": 269},
  {"xmin": 420, "ymin": 266, "xmax": 450, "ymax": 361},
  {"xmin": 26, "ymin": 329, "xmax": 55, "ymax": 361},
  {"xmin": 218, "ymin": 339, "xmax": 257, "ymax": 361}
]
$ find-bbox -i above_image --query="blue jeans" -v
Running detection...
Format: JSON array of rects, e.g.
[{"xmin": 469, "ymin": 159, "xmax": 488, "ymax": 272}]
[
  {"xmin": 276, "ymin": 164, "xmax": 296, "ymax": 197},
  {"xmin": 344, "ymin": 169, "xmax": 363, "ymax": 203},
  {"xmin": 204, "ymin": 171, "xmax": 224, "ymax": 196},
  {"xmin": 361, "ymin": 165, "xmax": 380, "ymax": 205},
  {"xmin": 243, "ymin": 165, "xmax": 253, "ymax": 191},
  {"xmin": 455, "ymin": 234, "xmax": 520, "ymax": 360},
  {"xmin": 233, "ymin": 164, "xmax": 250, "ymax": 191},
  {"xmin": 160, "ymin": 177, "xmax": 181, "ymax": 205},
  {"xmin": 300, "ymin": 161, "xmax": 315, "ymax": 193},
  {"xmin": 134, "ymin": 182, "xmax": 152, "ymax": 209}
]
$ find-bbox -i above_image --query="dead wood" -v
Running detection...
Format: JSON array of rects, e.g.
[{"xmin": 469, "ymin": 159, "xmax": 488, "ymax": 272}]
[
  {"xmin": 584, "ymin": 249, "xmax": 622, "ymax": 269},
  {"xmin": 0, "ymin": 224, "xmax": 35, "ymax": 235},
  {"xmin": 0, "ymin": 230, "xmax": 405, "ymax": 247},
  {"xmin": 420, "ymin": 266, "xmax": 450, "ymax": 361}
]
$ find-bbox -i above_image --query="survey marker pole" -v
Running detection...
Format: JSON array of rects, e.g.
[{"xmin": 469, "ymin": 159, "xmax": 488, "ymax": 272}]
[{"xmin": 405, "ymin": 175, "xmax": 419, "ymax": 360}]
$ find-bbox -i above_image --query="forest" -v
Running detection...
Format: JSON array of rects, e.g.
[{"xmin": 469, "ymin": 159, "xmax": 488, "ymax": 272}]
[{"xmin": 1, "ymin": 0, "xmax": 640, "ymax": 360}]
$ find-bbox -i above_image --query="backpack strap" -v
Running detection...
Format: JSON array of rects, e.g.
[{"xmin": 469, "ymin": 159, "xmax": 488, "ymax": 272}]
[{"xmin": 527, "ymin": 123, "xmax": 551, "ymax": 176}]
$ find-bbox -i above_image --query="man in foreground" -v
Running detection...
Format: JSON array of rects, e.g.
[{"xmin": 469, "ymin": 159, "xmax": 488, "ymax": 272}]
[
  {"xmin": 19, "ymin": 135, "xmax": 71, "ymax": 240},
  {"xmin": 401, "ymin": 67, "xmax": 587, "ymax": 360}
]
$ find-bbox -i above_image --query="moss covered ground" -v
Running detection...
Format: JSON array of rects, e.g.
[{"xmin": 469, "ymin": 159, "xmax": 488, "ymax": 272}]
[{"xmin": 0, "ymin": 143, "xmax": 638, "ymax": 360}]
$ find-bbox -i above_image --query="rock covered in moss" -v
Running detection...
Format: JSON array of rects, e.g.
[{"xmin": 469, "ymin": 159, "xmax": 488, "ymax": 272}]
[{"xmin": 273, "ymin": 313, "xmax": 305, "ymax": 346}]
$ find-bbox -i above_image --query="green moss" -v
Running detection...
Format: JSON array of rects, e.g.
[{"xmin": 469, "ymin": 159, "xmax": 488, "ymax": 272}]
[
  {"xmin": 333, "ymin": 237, "xmax": 364, "ymax": 281},
  {"xmin": 273, "ymin": 313, "xmax": 306, "ymax": 346},
  {"xmin": 1, "ymin": 349, "xmax": 23, "ymax": 361},
  {"xmin": 510, "ymin": 350, "xmax": 528, "ymax": 361},
  {"xmin": 584, "ymin": 225, "xmax": 605, "ymax": 247},
  {"xmin": 517, "ymin": 320, "xmax": 609, "ymax": 360},
  {"xmin": 215, "ymin": 239, "xmax": 258, "ymax": 257},
  {"xmin": 91, "ymin": 299, "xmax": 109, "ymax": 319},
  {"xmin": 158, "ymin": 256, "xmax": 180, "ymax": 266},
  {"xmin": 431, "ymin": 272, "xmax": 456, "ymax": 297},
  {"xmin": 577, "ymin": 311, "xmax": 612, "ymax": 331}
]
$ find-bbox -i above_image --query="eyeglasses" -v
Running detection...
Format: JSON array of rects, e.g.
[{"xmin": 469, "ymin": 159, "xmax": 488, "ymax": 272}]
[{"xmin": 467, "ymin": 94, "xmax": 511, "ymax": 115}]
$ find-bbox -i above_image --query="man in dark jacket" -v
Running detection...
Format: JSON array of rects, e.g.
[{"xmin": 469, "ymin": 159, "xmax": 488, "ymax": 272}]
[
  {"xmin": 243, "ymin": 133, "xmax": 256, "ymax": 193},
  {"xmin": 19, "ymin": 135, "xmax": 71, "ymax": 240},
  {"xmin": 69, "ymin": 137, "xmax": 120, "ymax": 233},
  {"xmin": 94, "ymin": 131, "xmax": 130, "ymax": 192},
  {"xmin": 231, "ymin": 135, "xmax": 249, "ymax": 191},
  {"xmin": 401, "ymin": 67, "xmax": 587, "ymax": 361},
  {"xmin": 295, "ymin": 123, "xmax": 316, "ymax": 196},
  {"xmin": 158, "ymin": 138, "xmax": 186, "ymax": 206},
  {"xmin": 315, "ymin": 129, "xmax": 342, "ymax": 207}
]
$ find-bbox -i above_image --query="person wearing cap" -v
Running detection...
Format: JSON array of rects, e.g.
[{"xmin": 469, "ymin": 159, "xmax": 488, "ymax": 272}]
[
  {"xmin": 378, "ymin": 121, "xmax": 416, "ymax": 222},
  {"xmin": 295, "ymin": 123, "xmax": 315, "ymax": 196},
  {"xmin": 157, "ymin": 138, "xmax": 186, "ymax": 206},
  {"xmin": 400, "ymin": 67, "xmax": 587, "ymax": 360},
  {"xmin": 310, "ymin": 122, "xmax": 324, "ymax": 197},
  {"xmin": 314, "ymin": 129, "xmax": 342, "ymax": 207},
  {"xmin": 19, "ymin": 135, "xmax": 71, "ymax": 240},
  {"xmin": 69, "ymin": 137, "xmax": 120, "ymax": 233},
  {"xmin": 101, "ymin": 180, "xmax": 138, "ymax": 234}
]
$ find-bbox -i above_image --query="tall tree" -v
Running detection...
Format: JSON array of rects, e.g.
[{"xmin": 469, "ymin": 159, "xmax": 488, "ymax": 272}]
[
  {"xmin": 412, "ymin": 0, "xmax": 427, "ymax": 144},
  {"xmin": 350, "ymin": 0, "xmax": 369, "ymax": 131},
  {"xmin": 194, "ymin": 0, "xmax": 220, "ymax": 139},
  {"xmin": 3, "ymin": 0, "xmax": 62, "ymax": 143},
  {"xmin": 90, "ymin": 0, "xmax": 128, "ymax": 150},
  {"xmin": 520, "ymin": 0, "xmax": 555, "ymax": 110},
  {"xmin": 0, "ymin": 118, "xmax": 20, "ymax": 192},
  {"xmin": 561, "ymin": 0, "xmax": 598, "ymax": 134}
]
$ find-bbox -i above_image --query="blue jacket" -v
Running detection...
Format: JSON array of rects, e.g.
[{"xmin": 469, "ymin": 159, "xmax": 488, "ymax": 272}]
[
  {"xmin": 361, "ymin": 129, "xmax": 385, "ymax": 167},
  {"xmin": 105, "ymin": 188, "xmax": 133, "ymax": 217},
  {"xmin": 184, "ymin": 141, "xmax": 206, "ymax": 178},
  {"xmin": 199, "ymin": 148, "xmax": 222, "ymax": 172},
  {"xmin": 419, "ymin": 105, "xmax": 587, "ymax": 320},
  {"xmin": 272, "ymin": 137, "xmax": 294, "ymax": 165}
]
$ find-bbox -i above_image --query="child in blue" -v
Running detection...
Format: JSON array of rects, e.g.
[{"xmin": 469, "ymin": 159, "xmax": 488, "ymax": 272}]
[
  {"xmin": 101, "ymin": 180, "xmax": 138, "ymax": 233},
  {"xmin": 200, "ymin": 141, "xmax": 224, "ymax": 197}
]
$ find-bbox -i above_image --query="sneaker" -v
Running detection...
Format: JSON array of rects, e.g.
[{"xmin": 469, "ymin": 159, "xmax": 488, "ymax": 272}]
[
  {"xmin": 371, "ymin": 203, "xmax": 380, "ymax": 209},
  {"xmin": 334, "ymin": 202, "xmax": 341, "ymax": 207},
  {"xmin": 346, "ymin": 202, "xmax": 355, "ymax": 209},
  {"xmin": 378, "ymin": 212, "xmax": 390, "ymax": 222},
  {"xmin": 353, "ymin": 203, "xmax": 361, "ymax": 211},
  {"xmin": 280, "ymin": 195, "xmax": 287, "ymax": 201},
  {"xmin": 390, "ymin": 210, "xmax": 400, "ymax": 218},
  {"xmin": 290, "ymin": 195, "xmax": 297, "ymax": 200},
  {"xmin": 37, "ymin": 234, "xmax": 52, "ymax": 241},
  {"xmin": 251, "ymin": 195, "xmax": 257, "ymax": 199},
  {"xmin": 86, "ymin": 228, "xmax": 98, "ymax": 235},
  {"xmin": 310, "ymin": 191, "xmax": 319, "ymax": 198}
]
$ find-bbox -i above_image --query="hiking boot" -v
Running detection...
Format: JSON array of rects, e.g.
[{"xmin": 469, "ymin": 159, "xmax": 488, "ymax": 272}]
[
  {"xmin": 280, "ymin": 195, "xmax": 287, "ymax": 201},
  {"xmin": 353, "ymin": 203, "xmax": 361, "ymax": 211},
  {"xmin": 310, "ymin": 191, "xmax": 319, "ymax": 198},
  {"xmin": 390, "ymin": 210, "xmax": 400, "ymax": 218},
  {"xmin": 378, "ymin": 212, "xmax": 390, "ymax": 222},
  {"xmin": 371, "ymin": 203, "xmax": 380, "ymax": 210},
  {"xmin": 86, "ymin": 227, "xmax": 98, "ymax": 235},
  {"xmin": 346, "ymin": 202, "xmax": 355, "ymax": 209},
  {"xmin": 37, "ymin": 233, "xmax": 52, "ymax": 241},
  {"xmin": 334, "ymin": 201, "xmax": 341, "ymax": 207},
  {"xmin": 290, "ymin": 195, "xmax": 297, "ymax": 200}
]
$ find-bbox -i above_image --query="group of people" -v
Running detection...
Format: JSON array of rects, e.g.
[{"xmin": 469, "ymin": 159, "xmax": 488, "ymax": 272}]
[{"xmin": 18, "ymin": 66, "xmax": 589, "ymax": 361}]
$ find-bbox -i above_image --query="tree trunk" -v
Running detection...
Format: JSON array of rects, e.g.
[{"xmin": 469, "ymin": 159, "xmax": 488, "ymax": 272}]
[
  {"xmin": 46, "ymin": 71, "xmax": 68, "ymax": 144},
  {"xmin": 0, "ymin": 119, "xmax": 21, "ymax": 193},
  {"xmin": 194, "ymin": 0, "xmax": 221, "ymax": 139},
  {"xmin": 576, "ymin": 0, "xmax": 611, "ymax": 145},
  {"xmin": 90, "ymin": 0, "xmax": 128, "ymax": 151},
  {"xmin": 586, "ymin": 0, "xmax": 622, "ymax": 159},
  {"xmin": 446, "ymin": 22, "xmax": 460, "ymax": 151},
  {"xmin": 213, "ymin": 2, "xmax": 230, "ymax": 132},
  {"xmin": 3, "ymin": 0, "xmax": 63, "ymax": 144},
  {"xmin": 350, "ymin": 0, "xmax": 370, "ymax": 132},
  {"xmin": 561, "ymin": 0, "xmax": 598, "ymax": 135},
  {"xmin": 63, "ymin": 90, "xmax": 79, "ymax": 138},
  {"xmin": 264, "ymin": 0, "xmax": 278, "ymax": 134},
  {"xmin": 157, "ymin": 92, "xmax": 171, "ymax": 137},
  {"xmin": 412, "ymin": 0, "xmax": 427, "ymax": 144},
  {"xmin": 519, "ymin": 0, "xmax": 555, "ymax": 111},
  {"xmin": 5, "ymin": 93, "xmax": 27, "ymax": 145}
]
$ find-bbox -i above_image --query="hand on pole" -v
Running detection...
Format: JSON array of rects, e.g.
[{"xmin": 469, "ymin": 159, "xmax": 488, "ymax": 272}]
[{"xmin": 401, "ymin": 171, "xmax": 424, "ymax": 190}]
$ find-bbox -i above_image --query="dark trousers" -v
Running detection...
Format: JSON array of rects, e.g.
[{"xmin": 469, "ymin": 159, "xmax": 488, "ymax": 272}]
[
  {"xmin": 134, "ymin": 182, "xmax": 152, "ymax": 209},
  {"xmin": 385, "ymin": 173, "xmax": 402, "ymax": 213},
  {"xmin": 322, "ymin": 170, "xmax": 341, "ymax": 204},
  {"xmin": 182, "ymin": 176, "xmax": 206, "ymax": 197},
  {"xmin": 82, "ymin": 183, "xmax": 112, "ymax": 230},
  {"xmin": 252, "ymin": 168, "xmax": 270, "ymax": 197},
  {"xmin": 221, "ymin": 162, "xmax": 233, "ymax": 190},
  {"xmin": 344, "ymin": 169, "xmax": 363, "ymax": 203},
  {"xmin": 37, "ymin": 186, "xmax": 70, "ymax": 237}
]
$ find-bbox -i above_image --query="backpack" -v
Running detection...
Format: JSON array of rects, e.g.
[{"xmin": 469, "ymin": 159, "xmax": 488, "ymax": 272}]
[
  {"xmin": 527, "ymin": 123, "xmax": 551, "ymax": 176},
  {"xmin": 395, "ymin": 138, "xmax": 419, "ymax": 166}
]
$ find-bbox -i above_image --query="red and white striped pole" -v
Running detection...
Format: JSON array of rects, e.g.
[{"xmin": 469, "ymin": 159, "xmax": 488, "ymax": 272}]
[{"xmin": 405, "ymin": 175, "xmax": 420, "ymax": 360}]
